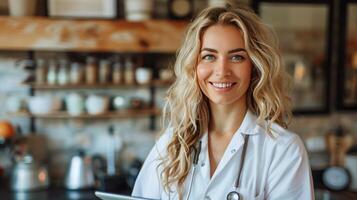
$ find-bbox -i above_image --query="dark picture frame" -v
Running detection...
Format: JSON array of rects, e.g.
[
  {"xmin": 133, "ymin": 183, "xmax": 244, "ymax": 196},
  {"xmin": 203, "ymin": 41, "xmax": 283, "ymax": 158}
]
[
  {"xmin": 336, "ymin": 0, "xmax": 357, "ymax": 110},
  {"xmin": 252, "ymin": 0, "xmax": 333, "ymax": 115}
]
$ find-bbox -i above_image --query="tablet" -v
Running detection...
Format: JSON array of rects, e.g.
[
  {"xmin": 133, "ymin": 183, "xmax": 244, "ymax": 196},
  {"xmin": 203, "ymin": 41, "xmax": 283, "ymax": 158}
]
[{"xmin": 95, "ymin": 191, "xmax": 160, "ymax": 200}]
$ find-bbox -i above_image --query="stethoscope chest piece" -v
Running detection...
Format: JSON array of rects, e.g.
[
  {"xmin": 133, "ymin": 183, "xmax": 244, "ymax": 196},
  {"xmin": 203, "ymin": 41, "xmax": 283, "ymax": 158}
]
[{"xmin": 227, "ymin": 191, "xmax": 241, "ymax": 200}]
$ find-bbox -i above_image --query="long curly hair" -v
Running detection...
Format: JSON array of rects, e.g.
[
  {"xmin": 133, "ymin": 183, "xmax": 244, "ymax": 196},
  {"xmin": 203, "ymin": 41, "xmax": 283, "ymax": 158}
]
[{"xmin": 159, "ymin": 5, "xmax": 292, "ymax": 198}]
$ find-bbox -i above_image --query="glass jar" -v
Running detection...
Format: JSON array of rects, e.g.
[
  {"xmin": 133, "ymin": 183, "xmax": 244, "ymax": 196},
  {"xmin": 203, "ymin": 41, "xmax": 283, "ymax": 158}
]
[
  {"xmin": 124, "ymin": 57, "xmax": 135, "ymax": 84},
  {"xmin": 57, "ymin": 59, "xmax": 69, "ymax": 85},
  {"xmin": 47, "ymin": 60, "xmax": 57, "ymax": 85},
  {"xmin": 99, "ymin": 59, "xmax": 111, "ymax": 84},
  {"xmin": 85, "ymin": 57, "xmax": 98, "ymax": 84},
  {"xmin": 69, "ymin": 62, "xmax": 84, "ymax": 85},
  {"xmin": 35, "ymin": 59, "xmax": 47, "ymax": 84},
  {"xmin": 112, "ymin": 59, "xmax": 123, "ymax": 84}
]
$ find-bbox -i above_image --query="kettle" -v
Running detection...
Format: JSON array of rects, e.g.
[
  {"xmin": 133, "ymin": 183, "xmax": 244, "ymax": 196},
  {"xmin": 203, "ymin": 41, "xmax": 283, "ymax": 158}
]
[
  {"xmin": 11, "ymin": 154, "xmax": 49, "ymax": 191},
  {"xmin": 64, "ymin": 150, "xmax": 95, "ymax": 190}
]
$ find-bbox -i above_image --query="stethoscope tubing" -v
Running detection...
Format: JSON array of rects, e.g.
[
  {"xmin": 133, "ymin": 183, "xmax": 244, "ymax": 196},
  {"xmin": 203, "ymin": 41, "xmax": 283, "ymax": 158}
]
[{"xmin": 184, "ymin": 134, "xmax": 250, "ymax": 200}]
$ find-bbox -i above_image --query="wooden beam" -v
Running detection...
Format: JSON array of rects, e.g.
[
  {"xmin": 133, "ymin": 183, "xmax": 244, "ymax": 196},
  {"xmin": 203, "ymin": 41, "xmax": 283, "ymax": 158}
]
[{"xmin": 0, "ymin": 17, "xmax": 188, "ymax": 53}]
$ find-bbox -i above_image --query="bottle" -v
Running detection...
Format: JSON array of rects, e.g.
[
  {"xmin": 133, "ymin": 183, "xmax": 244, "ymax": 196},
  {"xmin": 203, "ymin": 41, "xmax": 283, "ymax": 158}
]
[
  {"xmin": 85, "ymin": 56, "xmax": 98, "ymax": 84},
  {"xmin": 99, "ymin": 59, "xmax": 111, "ymax": 84},
  {"xmin": 124, "ymin": 57, "xmax": 135, "ymax": 85},
  {"xmin": 112, "ymin": 58, "xmax": 123, "ymax": 84},
  {"xmin": 69, "ymin": 62, "xmax": 84, "ymax": 85},
  {"xmin": 47, "ymin": 60, "xmax": 57, "ymax": 85},
  {"xmin": 35, "ymin": 59, "xmax": 47, "ymax": 84},
  {"xmin": 107, "ymin": 126, "xmax": 116, "ymax": 175},
  {"xmin": 57, "ymin": 59, "xmax": 69, "ymax": 85}
]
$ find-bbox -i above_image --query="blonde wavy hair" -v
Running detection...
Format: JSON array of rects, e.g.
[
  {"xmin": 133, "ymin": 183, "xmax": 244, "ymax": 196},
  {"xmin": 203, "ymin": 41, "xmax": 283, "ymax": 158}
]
[{"xmin": 160, "ymin": 5, "xmax": 292, "ymax": 198}]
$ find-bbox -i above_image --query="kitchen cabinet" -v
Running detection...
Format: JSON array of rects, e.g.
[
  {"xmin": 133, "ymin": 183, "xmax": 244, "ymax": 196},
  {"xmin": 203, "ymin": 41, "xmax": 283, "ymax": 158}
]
[
  {"xmin": 252, "ymin": 0, "xmax": 333, "ymax": 114},
  {"xmin": 0, "ymin": 16, "xmax": 187, "ymax": 131},
  {"xmin": 336, "ymin": 0, "xmax": 357, "ymax": 110}
]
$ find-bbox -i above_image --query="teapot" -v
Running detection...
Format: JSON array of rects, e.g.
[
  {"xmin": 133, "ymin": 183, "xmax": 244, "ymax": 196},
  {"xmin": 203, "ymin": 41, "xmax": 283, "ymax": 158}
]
[
  {"xmin": 11, "ymin": 154, "xmax": 49, "ymax": 191},
  {"xmin": 64, "ymin": 150, "xmax": 95, "ymax": 190}
]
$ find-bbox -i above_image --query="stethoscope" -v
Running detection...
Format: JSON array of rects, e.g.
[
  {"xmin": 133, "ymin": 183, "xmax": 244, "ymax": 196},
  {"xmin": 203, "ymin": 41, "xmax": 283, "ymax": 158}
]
[{"xmin": 185, "ymin": 134, "xmax": 250, "ymax": 200}]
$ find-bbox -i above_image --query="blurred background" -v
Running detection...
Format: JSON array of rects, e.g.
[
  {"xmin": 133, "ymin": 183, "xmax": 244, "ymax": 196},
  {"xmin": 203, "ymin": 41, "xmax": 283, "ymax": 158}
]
[{"xmin": 0, "ymin": 0, "xmax": 356, "ymax": 199}]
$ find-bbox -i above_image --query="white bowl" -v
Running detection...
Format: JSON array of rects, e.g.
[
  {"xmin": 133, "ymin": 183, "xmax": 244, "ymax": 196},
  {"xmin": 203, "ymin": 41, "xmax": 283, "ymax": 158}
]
[
  {"xmin": 85, "ymin": 95, "xmax": 109, "ymax": 115},
  {"xmin": 28, "ymin": 96, "xmax": 62, "ymax": 115}
]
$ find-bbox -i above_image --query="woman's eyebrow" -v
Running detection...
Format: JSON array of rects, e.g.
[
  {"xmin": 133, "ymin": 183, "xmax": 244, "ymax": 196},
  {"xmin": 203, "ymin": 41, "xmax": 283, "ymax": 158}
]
[
  {"xmin": 200, "ymin": 48, "xmax": 247, "ymax": 53},
  {"xmin": 201, "ymin": 48, "xmax": 218, "ymax": 53}
]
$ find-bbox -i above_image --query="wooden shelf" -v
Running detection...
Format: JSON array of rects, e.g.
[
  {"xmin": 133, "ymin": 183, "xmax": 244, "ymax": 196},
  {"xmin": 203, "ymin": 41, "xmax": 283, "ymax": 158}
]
[
  {"xmin": 22, "ymin": 80, "xmax": 173, "ymax": 89},
  {"xmin": 8, "ymin": 107, "xmax": 161, "ymax": 119},
  {"xmin": 0, "ymin": 16, "xmax": 187, "ymax": 53}
]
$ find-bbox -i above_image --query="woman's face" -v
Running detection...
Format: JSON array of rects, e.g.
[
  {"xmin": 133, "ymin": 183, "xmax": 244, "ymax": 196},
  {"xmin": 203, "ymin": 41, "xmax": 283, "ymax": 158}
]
[{"xmin": 196, "ymin": 24, "xmax": 253, "ymax": 106}]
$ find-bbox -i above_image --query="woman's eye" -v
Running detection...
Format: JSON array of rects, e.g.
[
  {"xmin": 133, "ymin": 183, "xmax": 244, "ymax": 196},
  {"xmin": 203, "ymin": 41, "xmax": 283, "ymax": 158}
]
[
  {"xmin": 202, "ymin": 55, "xmax": 215, "ymax": 61},
  {"xmin": 231, "ymin": 55, "xmax": 245, "ymax": 62}
]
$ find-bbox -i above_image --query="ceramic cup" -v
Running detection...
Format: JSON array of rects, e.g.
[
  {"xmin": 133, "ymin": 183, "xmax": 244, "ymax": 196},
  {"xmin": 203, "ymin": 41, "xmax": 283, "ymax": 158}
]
[
  {"xmin": 6, "ymin": 96, "xmax": 24, "ymax": 113},
  {"xmin": 135, "ymin": 67, "xmax": 152, "ymax": 84},
  {"xmin": 124, "ymin": 0, "xmax": 153, "ymax": 21},
  {"xmin": 8, "ymin": 0, "xmax": 37, "ymax": 16},
  {"xmin": 85, "ymin": 95, "xmax": 109, "ymax": 115},
  {"xmin": 65, "ymin": 93, "xmax": 85, "ymax": 116}
]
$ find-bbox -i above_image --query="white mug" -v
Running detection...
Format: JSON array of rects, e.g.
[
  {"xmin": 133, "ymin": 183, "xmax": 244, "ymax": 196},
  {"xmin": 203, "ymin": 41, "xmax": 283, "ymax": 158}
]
[
  {"xmin": 6, "ymin": 96, "xmax": 23, "ymax": 113},
  {"xmin": 124, "ymin": 0, "xmax": 153, "ymax": 21},
  {"xmin": 66, "ymin": 93, "xmax": 84, "ymax": 116},
  {"xmin": 135, "ymin": 67, "xmax": 152, "ymax": 84},
  {"xmin": 85, "ymin": 95, "xmax": 109, "ymax": 115}
]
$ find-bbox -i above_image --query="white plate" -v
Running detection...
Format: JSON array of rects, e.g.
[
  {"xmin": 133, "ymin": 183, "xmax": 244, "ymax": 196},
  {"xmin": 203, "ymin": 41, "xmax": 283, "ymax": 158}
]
[{"xmin": 95, "ymin": 191, "xmax": 159, "ymax": 200}]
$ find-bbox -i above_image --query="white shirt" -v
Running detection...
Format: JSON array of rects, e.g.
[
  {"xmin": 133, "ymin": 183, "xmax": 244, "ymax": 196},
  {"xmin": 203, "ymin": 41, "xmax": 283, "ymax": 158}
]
[{"xmin": 132, "ymin": 110, "xmax": 314, "ymax": 200}]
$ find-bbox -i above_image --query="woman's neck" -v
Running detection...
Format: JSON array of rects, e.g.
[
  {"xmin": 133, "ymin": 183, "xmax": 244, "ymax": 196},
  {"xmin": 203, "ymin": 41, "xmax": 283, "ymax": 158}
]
[{"xmin": 208, "ymin": 100, "xmax": 247, "ymax": 136}]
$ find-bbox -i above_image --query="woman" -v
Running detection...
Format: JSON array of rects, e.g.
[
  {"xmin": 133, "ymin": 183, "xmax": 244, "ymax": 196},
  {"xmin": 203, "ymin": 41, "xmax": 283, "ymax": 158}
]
[{"xmin": 132, "ymin": 5, "xmax": 314, "ymax": 200}]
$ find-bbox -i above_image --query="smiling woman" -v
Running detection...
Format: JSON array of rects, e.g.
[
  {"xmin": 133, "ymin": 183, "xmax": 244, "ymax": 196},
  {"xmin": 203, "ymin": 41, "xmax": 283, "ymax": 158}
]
[
  {"xmin": 132, "ymin": 4, "xmax": 314, "ymax": 200},
  {"xmin": 197, "ymin": 24, "xmax": 252, "ymax": 107}
]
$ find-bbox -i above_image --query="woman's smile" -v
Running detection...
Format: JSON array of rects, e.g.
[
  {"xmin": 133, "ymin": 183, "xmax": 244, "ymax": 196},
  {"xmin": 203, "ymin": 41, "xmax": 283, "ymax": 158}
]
[{"xmin": 209, "ymin": 81, "xmax": 237, "ymax": 91}]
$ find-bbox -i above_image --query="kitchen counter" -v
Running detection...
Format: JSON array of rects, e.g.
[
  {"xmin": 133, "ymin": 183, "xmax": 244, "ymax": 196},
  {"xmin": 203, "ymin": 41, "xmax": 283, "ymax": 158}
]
[
  {"xmin": 0, "ymin": 189, "xmax": 99, "ymax": 200},
  {"xmin": 0, "ymin": 188, "xmax": 131, "ymax": 200},
  {"xmin": 1, "ymin": 188, "xmax": 357, "ymax": 200}
]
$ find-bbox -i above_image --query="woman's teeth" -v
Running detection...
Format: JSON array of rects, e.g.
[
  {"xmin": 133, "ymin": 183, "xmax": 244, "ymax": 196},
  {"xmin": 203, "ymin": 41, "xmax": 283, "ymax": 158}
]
[{"xmin": 211, "ymin": 82, "xmax": 234, "ymax": 88}]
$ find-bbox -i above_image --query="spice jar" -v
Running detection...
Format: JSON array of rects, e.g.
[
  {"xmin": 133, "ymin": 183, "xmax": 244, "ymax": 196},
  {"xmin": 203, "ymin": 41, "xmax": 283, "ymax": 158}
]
[
  {"xmin": 69, "ymin": 62, "xmax": 84, "ymax": 85},
  {"xmin": 99, "ymin": 59, "xmax": 111, "ymax": 84},
  {"xmin": 57, "ymin": 59, "xmax": 69, "ymax": 85},
  {"xmin": 112, "ymin": 58, "xmax": 123, "ymax": 84},
  {"xmin": 85, "ymin": 57, "xmax": 98, "ymax": 84},
  {"xmin": 47, "ymin": 60, "xmax": 58, "ymax": 85},
  {"xmin": 35, "ymin": 59, "xmax": 47, "ymax": 84},
  {"xmin": 124, "ymin": 57, "xmax": 135, "ymax": 85}
]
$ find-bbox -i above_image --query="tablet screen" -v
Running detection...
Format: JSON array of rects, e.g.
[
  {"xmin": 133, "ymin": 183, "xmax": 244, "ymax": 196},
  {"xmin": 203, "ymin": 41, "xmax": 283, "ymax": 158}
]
[{"xmin": 95, "ymin": 191, "xmax": 160, "ymax": 200}]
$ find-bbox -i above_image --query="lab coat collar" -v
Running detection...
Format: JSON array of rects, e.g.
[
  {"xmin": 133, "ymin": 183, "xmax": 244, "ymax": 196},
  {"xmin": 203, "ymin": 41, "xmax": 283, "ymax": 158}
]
[
  {"xmin": 198, "ymin": 110, "xmax": 263, "ymax": 184},
  {"xmin": 200, "ymin": 109, "xmax": 262, "ymax": 146},
  {"xmin": 238, "ymin": 109, "xmax": 263, "ymax": 135}
]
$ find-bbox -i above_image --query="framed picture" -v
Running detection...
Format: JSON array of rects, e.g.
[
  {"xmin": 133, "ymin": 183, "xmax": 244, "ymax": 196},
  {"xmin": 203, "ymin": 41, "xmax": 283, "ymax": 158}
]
[
  {"xmin": 252, "ymin": 0, "xmax": 333, "ymax": 114},
  {"xmin": 336, "ymin": 0, "xmax": 357, "ymax": 110}
]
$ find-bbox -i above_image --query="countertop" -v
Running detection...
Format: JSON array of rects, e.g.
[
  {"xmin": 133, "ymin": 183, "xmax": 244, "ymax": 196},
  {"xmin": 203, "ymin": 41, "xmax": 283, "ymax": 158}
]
[
  {"xmin": 0, "ymin": 189, "xmax": 98, "ymax": 200},
  {"xmin": 1, "ymin": 188, "xmax": 357, "ymax": 200},
  {"xmin": 0, "ymin": 188, "xmax": 132, "ymax": 200}
]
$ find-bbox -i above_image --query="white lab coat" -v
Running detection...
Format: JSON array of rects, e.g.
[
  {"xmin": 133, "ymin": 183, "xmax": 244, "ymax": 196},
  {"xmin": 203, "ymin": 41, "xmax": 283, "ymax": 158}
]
[{"xmin": 132, "ymin": 110, "xmax": 314, "ymax": 200}]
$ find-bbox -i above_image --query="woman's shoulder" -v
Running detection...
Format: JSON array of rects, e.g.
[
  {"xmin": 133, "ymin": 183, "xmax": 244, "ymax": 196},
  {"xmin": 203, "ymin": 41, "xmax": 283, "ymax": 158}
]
[
  {"xmin": 256, "ymin": 121, "xmax": 305, "ymax": 152},
  {"xmin": 151, "ymin": 127, "xmax": 174, "ymax": 156}
]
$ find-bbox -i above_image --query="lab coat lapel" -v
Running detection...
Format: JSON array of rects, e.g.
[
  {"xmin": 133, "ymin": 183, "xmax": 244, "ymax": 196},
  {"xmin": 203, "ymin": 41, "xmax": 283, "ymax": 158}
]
[
  {"xmin": 207, "ymin": 110, "xmax": 259, "ymax": 186},
  {"xmin": 209, "ymin": 132, "xmax": 245, "ymax": 182}
]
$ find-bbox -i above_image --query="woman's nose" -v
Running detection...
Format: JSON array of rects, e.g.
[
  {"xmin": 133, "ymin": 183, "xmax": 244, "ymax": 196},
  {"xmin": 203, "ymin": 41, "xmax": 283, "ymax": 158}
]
[{"xmin": 214, "ymin": 58, "xmax": 231, "ymax": 77}]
